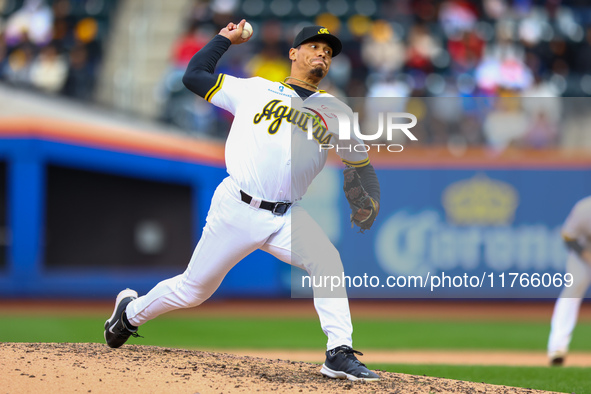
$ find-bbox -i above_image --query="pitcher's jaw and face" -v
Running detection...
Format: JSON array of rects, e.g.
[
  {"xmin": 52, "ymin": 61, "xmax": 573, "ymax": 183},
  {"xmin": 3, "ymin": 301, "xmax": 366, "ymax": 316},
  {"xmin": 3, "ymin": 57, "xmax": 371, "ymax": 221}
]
[{"xmin": 289, "ymin": 40, "xmax": 333, "ymax": 81}]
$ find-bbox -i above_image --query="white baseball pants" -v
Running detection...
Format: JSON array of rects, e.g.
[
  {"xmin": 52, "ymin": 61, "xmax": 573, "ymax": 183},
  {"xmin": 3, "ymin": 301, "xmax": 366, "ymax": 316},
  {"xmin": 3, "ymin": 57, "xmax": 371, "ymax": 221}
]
[
  {"xmin": 126, "ymin": 176, "xmax": 353, "ymax": 350},
  {"xmin": 547, "ymin": 252, "xmax": 591, "ymax": 358}
]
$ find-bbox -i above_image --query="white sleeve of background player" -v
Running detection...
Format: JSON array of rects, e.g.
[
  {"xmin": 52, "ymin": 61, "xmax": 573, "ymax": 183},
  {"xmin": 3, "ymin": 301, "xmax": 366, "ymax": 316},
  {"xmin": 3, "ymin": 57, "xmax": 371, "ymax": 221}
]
[
  {"xmin": 562, "ymin": 197, "xmax": 591, "ymax": 241},
  {"xmin": 206, "ymin": 74, "xmax": 254, "ymax": 115}
]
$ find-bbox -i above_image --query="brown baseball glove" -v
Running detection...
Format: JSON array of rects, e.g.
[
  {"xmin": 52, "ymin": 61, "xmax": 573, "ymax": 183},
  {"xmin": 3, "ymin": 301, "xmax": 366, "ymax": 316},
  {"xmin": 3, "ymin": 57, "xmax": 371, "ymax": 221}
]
[{"xmin": 343, "ymin": 167, "xmax": 379, "ymax": 232}]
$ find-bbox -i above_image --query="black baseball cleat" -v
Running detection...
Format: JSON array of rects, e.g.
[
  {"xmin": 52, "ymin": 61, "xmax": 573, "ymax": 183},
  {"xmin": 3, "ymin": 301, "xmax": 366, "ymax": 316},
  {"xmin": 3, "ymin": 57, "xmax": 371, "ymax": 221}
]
[
  {"xmin": 104, "ymin": 288, "xmax": 140, "ymax": 348},
  {"xmin": 320, "ymin": 345, "xmax": 380, "ymax": 381},
  {"xmin": 550, "ymin": 356, "xmax": 564, "ymax": 366}
]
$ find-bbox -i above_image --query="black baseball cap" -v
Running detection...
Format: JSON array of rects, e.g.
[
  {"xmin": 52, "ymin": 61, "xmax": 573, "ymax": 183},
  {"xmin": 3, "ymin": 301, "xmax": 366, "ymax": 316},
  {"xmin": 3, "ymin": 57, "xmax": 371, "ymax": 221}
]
[{"xmin": 292, "ymin": 25, "xmax": 342, "ymax": 57}]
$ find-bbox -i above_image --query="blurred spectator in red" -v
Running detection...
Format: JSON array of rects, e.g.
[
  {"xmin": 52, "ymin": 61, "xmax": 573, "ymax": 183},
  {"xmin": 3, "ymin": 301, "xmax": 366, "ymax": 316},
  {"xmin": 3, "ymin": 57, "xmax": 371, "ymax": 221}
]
[
  {"xmin": 439, "ymin": 0, "xmax": 478, "ymax": 38},
  {"xmin": 447, "ymin": 30, "xmax": 484, "ymax": 72},
  {"xmin": 171, "ymin": 22, "xmax": 209, "ymax": 69},
  {"xmin": 405, "ymin": 24, "xmax": 442, "ymax": 72},
  {"xmin": 411, "ymin": 0, "xmax": 439, "ymax": 24}
]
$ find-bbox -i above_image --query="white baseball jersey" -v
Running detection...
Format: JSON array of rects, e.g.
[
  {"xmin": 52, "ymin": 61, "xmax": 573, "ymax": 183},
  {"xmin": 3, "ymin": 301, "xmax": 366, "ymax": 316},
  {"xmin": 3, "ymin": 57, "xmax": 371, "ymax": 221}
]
[
  {"xmin": 548, "ymin": 195, "xmax": 591, "ymax": 360},
  {"xmin": 123, "ymin": 38, "xmax": 360, "ymax": 353},
  {"xmin": 562, "ymin": 196, "xmax": 591, "ymax": 248},
  {"xmin": 206, "ymin": 74, "xmax": 368, "ymax": 202}
]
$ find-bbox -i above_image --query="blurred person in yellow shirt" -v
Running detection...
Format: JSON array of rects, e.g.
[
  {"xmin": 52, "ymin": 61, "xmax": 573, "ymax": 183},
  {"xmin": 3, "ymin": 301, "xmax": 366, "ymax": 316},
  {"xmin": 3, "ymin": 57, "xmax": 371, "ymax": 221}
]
[{"xmin": 245, "ymin": 44, "xmax": 290, "ymax": 81}]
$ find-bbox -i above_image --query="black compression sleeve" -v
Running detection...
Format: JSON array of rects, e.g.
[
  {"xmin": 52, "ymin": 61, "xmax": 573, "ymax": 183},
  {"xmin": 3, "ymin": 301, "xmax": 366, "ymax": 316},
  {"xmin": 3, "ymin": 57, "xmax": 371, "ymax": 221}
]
[
  {"xmin": 182, "ymin": 35, "xmax": 231, "ymax": 98},
  {"xmin": 356, "ymin": 164, "xmax": 381, "ymax": 203}
]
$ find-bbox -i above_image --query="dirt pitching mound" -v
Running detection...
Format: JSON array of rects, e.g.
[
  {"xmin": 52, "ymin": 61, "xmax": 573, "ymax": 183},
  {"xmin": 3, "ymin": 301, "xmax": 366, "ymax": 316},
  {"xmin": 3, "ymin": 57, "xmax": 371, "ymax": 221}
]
[{"xmin": 1, "ymin": 342, "xmax": 559, "ymax": 394}]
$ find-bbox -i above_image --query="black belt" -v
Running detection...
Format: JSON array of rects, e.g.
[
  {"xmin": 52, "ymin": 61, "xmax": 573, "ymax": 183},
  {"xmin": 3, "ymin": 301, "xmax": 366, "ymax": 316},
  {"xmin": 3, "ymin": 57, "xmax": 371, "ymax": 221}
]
[{"xmin": 240, "ymin": 190, "xmax": 292, "ymax": 215}]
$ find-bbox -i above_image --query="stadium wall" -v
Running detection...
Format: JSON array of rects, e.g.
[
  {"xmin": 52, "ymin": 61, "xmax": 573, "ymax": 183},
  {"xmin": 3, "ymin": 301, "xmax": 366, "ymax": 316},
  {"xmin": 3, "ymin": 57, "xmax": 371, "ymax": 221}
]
[
  {"xmin": 0, "ymin": 119, "xmax": 286, "ymax": 298},
  {"xmin": 0, "ymin": 120, "xmax": 590, "ymax": 299}
]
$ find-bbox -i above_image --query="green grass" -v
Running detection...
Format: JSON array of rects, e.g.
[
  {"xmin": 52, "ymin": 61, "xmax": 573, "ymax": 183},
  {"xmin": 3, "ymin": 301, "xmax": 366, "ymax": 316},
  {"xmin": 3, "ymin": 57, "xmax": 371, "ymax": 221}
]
[
  {"xmin": 375, "ymin": 364, "xmax": 588, "ymax": 394},
  {"xmin": 3, "ymin": 316, "xmax": 591, "ymax": 352},
  {"xmin": 2, "ymin": 315, "xmax": 590, "ymax": 393}
]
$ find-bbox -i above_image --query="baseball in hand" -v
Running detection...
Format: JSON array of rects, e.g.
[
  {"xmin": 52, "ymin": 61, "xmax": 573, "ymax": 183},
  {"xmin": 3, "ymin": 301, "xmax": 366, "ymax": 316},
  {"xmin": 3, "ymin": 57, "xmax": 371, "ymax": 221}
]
[{"xmin": 241, "ymin": 22, "xmax": 253, "ymax": 39}]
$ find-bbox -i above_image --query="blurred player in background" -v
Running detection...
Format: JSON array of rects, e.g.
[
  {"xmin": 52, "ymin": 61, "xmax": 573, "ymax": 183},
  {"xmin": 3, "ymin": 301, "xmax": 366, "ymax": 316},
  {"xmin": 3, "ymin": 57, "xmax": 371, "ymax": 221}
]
[{"xmin": 548, "ymin": 195, "xmax": 591, "ymax": 366}]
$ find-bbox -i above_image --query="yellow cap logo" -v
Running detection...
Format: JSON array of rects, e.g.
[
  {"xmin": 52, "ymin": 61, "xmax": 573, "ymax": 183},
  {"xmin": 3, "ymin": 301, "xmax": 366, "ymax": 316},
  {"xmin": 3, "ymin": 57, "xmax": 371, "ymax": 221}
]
[{"xmin": 318, "ymin": 28, "xmax": 330, "ymax": 34}]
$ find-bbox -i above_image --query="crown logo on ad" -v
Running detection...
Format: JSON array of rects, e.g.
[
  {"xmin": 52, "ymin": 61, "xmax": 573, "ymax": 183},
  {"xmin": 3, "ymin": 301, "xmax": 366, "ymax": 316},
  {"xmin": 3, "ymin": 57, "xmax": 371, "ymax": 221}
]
[
  {"xmin": 318, "ymin": 28, "xmax": 329, "ymax": 34},
  {"xmin": 442, "ymin": 174, "xmax": 519, "ymax": 225}
]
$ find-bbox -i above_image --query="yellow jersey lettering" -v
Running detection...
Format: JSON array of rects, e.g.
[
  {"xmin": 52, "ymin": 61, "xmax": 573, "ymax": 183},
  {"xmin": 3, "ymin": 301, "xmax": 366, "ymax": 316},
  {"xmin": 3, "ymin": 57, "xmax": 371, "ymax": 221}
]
[
  {"xmin": 253, "ymin": 99, "xmax": 333, "ymax": 144},
  {"xmin": 313, "ymin": 124, "xmax": 332, "ymax": 145},
  {"xmin": 253, "ymin": 99, "xmax": 281, "ymax": 124}
]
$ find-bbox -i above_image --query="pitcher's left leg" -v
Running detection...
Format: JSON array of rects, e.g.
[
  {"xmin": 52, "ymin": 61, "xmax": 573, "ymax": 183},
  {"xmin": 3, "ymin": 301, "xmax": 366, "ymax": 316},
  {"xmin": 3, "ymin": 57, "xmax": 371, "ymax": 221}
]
[{"xmin": 262, "ymin": 204, "xmax": 352, "ymax": 349}]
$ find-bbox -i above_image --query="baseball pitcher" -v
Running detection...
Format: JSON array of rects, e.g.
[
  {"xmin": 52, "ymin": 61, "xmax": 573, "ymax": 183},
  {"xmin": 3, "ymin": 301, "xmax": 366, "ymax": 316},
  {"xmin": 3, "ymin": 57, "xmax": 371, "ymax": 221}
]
[{"xmin": 104, "ymin": 20, "xmax": 381, "ymax": 381}]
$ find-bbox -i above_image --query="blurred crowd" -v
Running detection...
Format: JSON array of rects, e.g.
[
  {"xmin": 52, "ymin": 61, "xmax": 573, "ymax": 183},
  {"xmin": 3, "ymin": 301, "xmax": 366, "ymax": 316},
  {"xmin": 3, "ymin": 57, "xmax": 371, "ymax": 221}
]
[
  {"xmin": 0, "ymin": 0, "xmax": 114, "ymax": 100},
  {"xmin": 159, "ymin": 0, "xmax": 591, "ymax": 150},
  {"xmin": 1, "ymin": 0, "xmax": 590, "ymax": 150}
]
